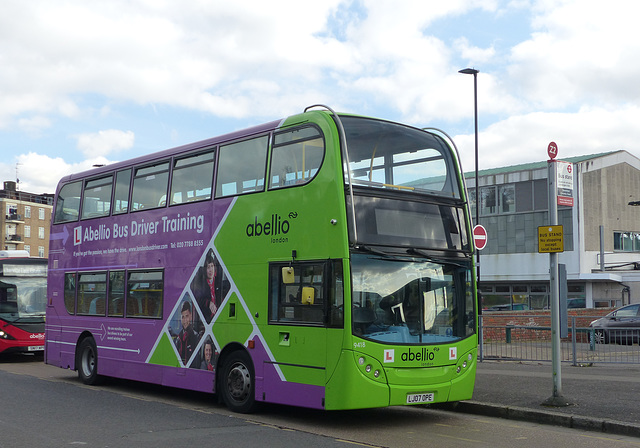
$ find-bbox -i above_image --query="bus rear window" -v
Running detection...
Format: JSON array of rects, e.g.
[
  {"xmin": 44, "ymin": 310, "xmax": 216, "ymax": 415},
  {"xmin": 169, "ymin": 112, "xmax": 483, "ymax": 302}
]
[{"xmin": 54, "ymin": 181, "xmax": 82, "ymax": 224}]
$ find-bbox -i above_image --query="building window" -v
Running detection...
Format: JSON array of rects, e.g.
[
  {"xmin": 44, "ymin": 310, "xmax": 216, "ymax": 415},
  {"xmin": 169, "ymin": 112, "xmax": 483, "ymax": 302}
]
[
  {"xmin": 24, "ymin": 245, "xmax": 30, "ymax": 255},
  {"xmin": 499, "ymin": 185, "xmax": 515, "ymax": 213},
  {"xmin": 481, "ymin": 284, "xmax": 552, "ymax": 310},
  {"xmin": 477, "ymin": 184, "xmax": 517, "ymax": 216},
  {"xmin": 39, "ymin": 208, "xmax": 45, "ymax": 220},
  {"xmin": 38, "ymin": 227, "xmax": 45, "ymax": 239},
  {"xmin": 480, "ymin": 186, "xmax": 497, "ymax": 215},
  {"xmin": 25, "ymin": 225, "xmax": 31, "ymax": 238},
  {"xmin": 614, "ymin": 231, "xmax": 640, "ymax": 252},
  {"xmin": 25, "ymin": 206, "xmax": 31, "ymax": 218},
  {"xmin": 38, "ymin": 246, "xmax": 44, "ymax": 258}
]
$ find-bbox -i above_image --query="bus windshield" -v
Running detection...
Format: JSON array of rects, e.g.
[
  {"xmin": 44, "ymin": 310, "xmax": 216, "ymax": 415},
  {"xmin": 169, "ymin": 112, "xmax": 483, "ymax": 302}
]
[
  {"xmin": 0, "ymin": 277, "xmax": 47, "ymax": 322},
  {"xmin": 351, "ymin": 253, "xmax": 474, "ymax": 344},
  {"xmin": 341, "ymin": 116, "xmax": 460, "ymax": 199}
]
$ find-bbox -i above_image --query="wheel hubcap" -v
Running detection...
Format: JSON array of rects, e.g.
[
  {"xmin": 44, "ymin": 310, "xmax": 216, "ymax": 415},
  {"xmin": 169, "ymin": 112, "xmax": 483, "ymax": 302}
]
[
  {"xmin": 82, "ymin": 348, "xmax": 95, "ymax": 376},
  {"xmin": 227, "ymin": 362, "xmax": 250, "ymax": 402}
]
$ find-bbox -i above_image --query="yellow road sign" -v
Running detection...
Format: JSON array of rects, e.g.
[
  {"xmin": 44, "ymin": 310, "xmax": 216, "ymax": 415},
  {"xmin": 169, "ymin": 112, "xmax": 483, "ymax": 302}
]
[{"xmin": 538, "ymin": 225, "xmax": 564, "ymax": 253}]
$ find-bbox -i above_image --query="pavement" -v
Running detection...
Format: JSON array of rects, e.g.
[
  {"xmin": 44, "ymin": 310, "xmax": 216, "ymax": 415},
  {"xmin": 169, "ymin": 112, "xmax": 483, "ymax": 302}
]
[{"xmin": 452, "ymin": 360, "xmax": 640, "ymax": 437}]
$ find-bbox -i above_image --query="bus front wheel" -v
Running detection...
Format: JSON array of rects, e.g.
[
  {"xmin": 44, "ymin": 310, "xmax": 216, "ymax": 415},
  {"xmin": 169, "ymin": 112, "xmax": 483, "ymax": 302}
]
[
  {"xmin": 220, "ymin": 350, "xmax": 256, "ymax": 413},
  {"xmin": 77, "ymin": 337, "xmax": 103, "ymax": 385}
]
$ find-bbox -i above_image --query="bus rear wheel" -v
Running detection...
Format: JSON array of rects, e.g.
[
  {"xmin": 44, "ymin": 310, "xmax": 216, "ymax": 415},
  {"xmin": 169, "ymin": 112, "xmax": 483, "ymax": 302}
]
[
  {"xmin": 77, "ymin": 337, "xmax": 103, "ymax": 385},
  {"xmin": 220, "ymin": 350, "xmax": 256, "ymax": 413}
]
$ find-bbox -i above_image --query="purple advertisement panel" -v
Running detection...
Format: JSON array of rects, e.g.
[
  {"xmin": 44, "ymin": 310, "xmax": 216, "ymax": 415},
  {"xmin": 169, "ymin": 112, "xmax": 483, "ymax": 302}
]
[{"xmin": 46, "ymin": 198, "xmax": 234, "ymax": 376}]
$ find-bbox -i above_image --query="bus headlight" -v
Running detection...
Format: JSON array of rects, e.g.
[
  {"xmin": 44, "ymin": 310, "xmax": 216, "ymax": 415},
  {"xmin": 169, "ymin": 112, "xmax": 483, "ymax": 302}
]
[
  {"xmin": 0, "ymin": 330, "xmax": 14, "ymax": 340},
  {"xmin": 455, "ymin": 349, "xmax": 476, "ymax": 375},
  {"xmin": 353, "ymin": 352, "xmax": 386, "ymax": 383}
]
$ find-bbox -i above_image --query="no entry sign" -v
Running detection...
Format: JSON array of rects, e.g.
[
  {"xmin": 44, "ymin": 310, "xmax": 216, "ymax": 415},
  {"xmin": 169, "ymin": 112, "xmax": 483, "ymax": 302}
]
[{"xmin": 473, "ymin": 225, "xmax": 487, "ymax": 250}]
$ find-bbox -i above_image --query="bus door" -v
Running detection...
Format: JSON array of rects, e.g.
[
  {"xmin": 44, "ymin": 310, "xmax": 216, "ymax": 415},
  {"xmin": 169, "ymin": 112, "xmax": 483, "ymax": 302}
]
[{"xmin": 267, "ymin": 260, "xmax": 344, "ymax": 406}]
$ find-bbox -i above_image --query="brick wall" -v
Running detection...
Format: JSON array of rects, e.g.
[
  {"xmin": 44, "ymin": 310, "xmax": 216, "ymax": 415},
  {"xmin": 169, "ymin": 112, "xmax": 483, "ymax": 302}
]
[{"xmin": 480, "ymin": 308, "xmax": 613, "ymax": 343}]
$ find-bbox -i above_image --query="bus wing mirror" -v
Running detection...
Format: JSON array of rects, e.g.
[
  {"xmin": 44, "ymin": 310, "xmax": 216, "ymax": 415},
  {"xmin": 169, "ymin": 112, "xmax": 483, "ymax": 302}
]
[
  {"xmin": 302, "ymin": 287, "xmax": 315, "ymax": 305},
  {"xmin": 282, "ymin": 267, "xmax": 295, "ymax": 284}
]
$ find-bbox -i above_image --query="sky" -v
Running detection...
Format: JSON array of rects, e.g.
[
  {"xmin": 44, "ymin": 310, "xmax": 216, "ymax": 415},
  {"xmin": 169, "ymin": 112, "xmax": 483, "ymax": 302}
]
[{"xmin": 2, "ymin": 0, "xmax": 640, "ymax": 194}]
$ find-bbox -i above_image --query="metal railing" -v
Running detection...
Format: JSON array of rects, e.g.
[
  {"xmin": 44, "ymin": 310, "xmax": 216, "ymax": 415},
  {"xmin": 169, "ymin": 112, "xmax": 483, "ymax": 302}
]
[{"xmin": 480, "ymin": 315, "xmax": 640, "ymax": 365}]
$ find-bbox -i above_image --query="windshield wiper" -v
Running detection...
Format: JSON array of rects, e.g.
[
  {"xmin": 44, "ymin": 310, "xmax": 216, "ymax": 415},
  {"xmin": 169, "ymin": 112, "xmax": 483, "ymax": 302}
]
[
  {"xmin": 406, "ymin": 248, "xmax": 469, "ymax": 269},
  {"xmin": 357, "ymin": 245, "xmax": 392, "ymax": 258}
]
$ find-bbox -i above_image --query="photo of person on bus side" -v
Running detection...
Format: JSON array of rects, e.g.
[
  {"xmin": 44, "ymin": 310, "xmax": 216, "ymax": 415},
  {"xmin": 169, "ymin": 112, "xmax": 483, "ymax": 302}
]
[
  {"xmin": 174, "ymin": 300, "xmax": 200, "ymax": 366},
  {"xmin": 199, "ymin": 336, "xmax": 217, "ymax": 371},
  {"xmin": 191, "ymin": 248, "xmax": 230, "ymax": 324}
]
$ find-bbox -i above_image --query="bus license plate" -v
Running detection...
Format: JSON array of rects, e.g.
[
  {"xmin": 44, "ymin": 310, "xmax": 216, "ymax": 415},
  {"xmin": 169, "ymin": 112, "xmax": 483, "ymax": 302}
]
[
  {"xmin": 407, "ymin": 393, "xmax": 434, "ymax": 404},
  {"xmin": 27, "ymin": 346, "xmax": 44, "ymax": 352}
]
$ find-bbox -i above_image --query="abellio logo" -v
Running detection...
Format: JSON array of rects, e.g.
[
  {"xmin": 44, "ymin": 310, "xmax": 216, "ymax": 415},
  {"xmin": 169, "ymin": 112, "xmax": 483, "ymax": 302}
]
[
  {"xmin": 401, "ymin": 347, "xmax": 436, "ymax": 362},
  {"xmin": 246, "ymin": 213, "xmax": 296, "ymax": 238}
]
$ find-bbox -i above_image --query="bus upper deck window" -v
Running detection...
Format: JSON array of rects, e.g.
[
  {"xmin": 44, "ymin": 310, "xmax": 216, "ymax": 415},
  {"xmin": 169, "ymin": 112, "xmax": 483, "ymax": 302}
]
[
  {"xmin": 215, "ymin": 136, "xmax": 268, "ymax": 198},
  {"xmin": 270, "ymin": 126, "xmax": 325, "ymax": 189},
  {"xmin": 54, "ymin": 181, "xmax": 82, "ymax": 224},
  {"xmin": 131, "ymin": 162, "xmax": 170, "ymax": 211},
  {"xmin": 170, "ymin": 151, "xmax": 215, "ymax": 205},
  {"xmin": 113, "ymin": 169, "xmax": 132, "ymax": 215},
  {"xmin": 81, "ymin": 175, "xmax": 113, "ymax": 220}
]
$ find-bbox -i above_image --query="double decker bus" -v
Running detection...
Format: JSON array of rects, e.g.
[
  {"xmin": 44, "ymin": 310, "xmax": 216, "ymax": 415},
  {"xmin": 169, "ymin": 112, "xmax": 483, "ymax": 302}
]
[
  {"xmin": 45, "ymin": 105, "xmax": 477, "ymax": 412},
  {"xmin": 0, "ymin": 250, "xmax": 47, "ymax": 354}
]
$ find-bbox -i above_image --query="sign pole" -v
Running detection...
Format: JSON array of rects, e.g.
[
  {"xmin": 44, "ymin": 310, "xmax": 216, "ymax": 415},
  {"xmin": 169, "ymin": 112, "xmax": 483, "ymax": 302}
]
[{"xmin": 543, "ymin": 145, "xmax": 570, "ymax": 407}]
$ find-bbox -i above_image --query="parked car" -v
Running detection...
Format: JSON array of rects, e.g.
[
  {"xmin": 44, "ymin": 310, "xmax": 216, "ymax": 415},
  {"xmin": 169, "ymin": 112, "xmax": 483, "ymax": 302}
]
[{"xmin": 589, "ymin": 304, "xmax": 640, "ymax": 344}]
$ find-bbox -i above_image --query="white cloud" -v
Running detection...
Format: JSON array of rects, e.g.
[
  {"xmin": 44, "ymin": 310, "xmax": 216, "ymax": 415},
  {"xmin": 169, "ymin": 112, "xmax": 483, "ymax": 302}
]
[
  {"xmin": 509, "ymin": 0, "xmax": 640, "ymax": 108},
  {"xmin": 75, "ymin": 130, "xmax": 135, "ymax": 157},
  {"xmin": 0, "ymin": 152, "xmax": 114, "ymax": 194},
  {"xmin": 455, "ymin": 105, "xmax": 640, "ymax": 173},
  {"xmin": 454, "ymin": 37, "xmax": 496, "ymax": 65}
]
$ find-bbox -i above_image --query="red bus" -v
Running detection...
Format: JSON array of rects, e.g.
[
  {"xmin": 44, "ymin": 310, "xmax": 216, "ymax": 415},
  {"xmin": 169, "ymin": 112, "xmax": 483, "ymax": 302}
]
[{"xmin": 0, "ymin": 250, "xmax": 47, "ymax": 354}]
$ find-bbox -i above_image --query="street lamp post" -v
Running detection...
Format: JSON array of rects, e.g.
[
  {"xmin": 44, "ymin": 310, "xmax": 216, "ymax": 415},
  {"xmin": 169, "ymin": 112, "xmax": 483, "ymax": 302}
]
[{"xmin": 459, "ymin": 68, "xmax": 480, "ymax": 286}]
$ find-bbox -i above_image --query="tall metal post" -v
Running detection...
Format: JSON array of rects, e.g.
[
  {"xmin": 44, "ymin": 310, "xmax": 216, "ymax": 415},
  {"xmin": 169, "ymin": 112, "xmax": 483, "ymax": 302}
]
[
  {"xmin": 543, "ymin": 160, "xmax": 570, "ymax": 407},
  {"xmin": 459, "ymin": 68, "xmax": 480, "ymax": 285},
  {"xmin": 459, "ymin": 67, "xmax": 481, "ymax": 358}
]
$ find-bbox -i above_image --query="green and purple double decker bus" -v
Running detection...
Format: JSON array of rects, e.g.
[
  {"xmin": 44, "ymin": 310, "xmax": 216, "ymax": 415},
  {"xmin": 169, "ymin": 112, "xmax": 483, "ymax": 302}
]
[{"xmin": 45, "ymin": 105, "xmax": 477, "ymax": 412}]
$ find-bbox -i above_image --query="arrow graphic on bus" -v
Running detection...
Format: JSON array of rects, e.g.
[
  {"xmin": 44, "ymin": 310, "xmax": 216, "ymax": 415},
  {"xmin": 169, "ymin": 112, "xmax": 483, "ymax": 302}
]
[
  {"xmin": 49, "ymin": 323, "xmax": 107, "ymax": 340},
  {"xmin": 50, "ymin": 226, "xmax": 70, "ymax": 245}
]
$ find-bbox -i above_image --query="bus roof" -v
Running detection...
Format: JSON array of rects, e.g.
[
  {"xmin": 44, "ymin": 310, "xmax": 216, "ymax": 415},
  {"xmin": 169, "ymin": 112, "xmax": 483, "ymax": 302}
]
[
  {"xmin": 55, "ymin": 118, "xmax": 283, "ymax": 189},
  {"xmin": 0, "ymin": 250, "xmax": 31, "ymax": 259}
]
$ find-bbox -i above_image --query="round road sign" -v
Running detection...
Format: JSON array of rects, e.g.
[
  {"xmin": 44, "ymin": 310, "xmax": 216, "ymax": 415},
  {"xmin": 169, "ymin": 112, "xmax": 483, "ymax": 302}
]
[
  {"xmin": 547, "ymin": 142, "xmax": 558, "ymax": 160},
  {"xmin": 473, "ymin": 225, "xmax": 487, "ymax": 250}
]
